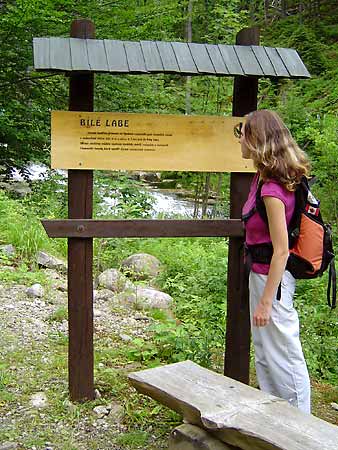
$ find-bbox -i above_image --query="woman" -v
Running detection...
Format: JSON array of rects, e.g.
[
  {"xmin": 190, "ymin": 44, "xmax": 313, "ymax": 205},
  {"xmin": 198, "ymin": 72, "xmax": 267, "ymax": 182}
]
[{"xmin": 237, "ymin": 110, "xmax": 311, "ymax": 414}]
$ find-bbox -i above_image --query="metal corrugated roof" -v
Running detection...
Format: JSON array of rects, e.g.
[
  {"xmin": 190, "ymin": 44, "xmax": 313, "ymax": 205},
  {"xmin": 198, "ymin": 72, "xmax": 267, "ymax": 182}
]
[{"xmin": 33, "ymin": 37, "xmax": 310, "ymax": 78}]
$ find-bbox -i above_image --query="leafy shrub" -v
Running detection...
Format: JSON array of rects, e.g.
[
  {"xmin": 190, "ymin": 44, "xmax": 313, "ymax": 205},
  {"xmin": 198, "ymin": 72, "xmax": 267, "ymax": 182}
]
[
  {"xmin": 94, "ymin": 171, "xmax": 154, "ymax": 219},
  {"xmin": 295, "ymin": 276, "xmax": 338, "ymax": 384},
  {"xmin": 115, "ymin": 237, "xmax": 228, "ymax": 367}
]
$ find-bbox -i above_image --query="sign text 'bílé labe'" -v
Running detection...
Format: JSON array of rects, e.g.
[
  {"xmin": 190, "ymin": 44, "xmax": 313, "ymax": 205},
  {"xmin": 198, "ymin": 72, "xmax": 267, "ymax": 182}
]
[{"xmin": 51, "ymin": 111, "xmax": 254, "ymax": 173}]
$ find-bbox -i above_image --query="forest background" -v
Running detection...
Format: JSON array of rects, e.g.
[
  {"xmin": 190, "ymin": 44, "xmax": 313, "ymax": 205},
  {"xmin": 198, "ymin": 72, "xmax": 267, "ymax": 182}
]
[{"xmin": 0, "ymin": 0, "xmax": 337, "ymax": 447}]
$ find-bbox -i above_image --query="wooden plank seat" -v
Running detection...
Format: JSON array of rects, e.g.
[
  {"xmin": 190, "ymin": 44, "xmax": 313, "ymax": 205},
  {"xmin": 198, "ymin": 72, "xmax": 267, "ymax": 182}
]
[{"xmin": 128, "ymin": 360, "xmax": 338, "ymax": 450}]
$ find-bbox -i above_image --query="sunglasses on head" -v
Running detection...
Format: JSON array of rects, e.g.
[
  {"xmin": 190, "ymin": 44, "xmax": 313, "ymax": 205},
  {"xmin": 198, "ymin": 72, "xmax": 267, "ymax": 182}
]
[{"xmin": 234, "ymin": 122, "xmax": 243, "ymax": 139}]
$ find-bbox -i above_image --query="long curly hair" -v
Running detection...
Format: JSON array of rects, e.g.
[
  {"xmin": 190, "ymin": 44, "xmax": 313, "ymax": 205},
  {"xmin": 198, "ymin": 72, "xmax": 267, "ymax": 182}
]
[{"xmin": 243, "ymin": 110, "xmax": 310, "ymax": 191}]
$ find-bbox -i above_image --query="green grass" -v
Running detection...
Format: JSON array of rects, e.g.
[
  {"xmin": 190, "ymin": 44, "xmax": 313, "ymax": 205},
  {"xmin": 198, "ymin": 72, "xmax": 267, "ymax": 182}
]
[
  {"xmin": 0, "ymin": 263, "xmax": 51, "ymax": 286},
  {"xmin": 115, "ymin": 431, "xmax": 149, "ymax": 447},
  {"xmin": 0, "ymin": 190, "xmax": 66, "ymax": 262},
  {"xmin": 48, "ymin": 306, "xmax": 68, "ymax": 323}
]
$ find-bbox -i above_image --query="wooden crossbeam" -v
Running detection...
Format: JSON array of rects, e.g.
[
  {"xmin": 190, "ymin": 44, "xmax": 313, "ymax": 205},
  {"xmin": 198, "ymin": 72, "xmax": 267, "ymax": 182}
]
[{"xmin": 41, "ymin": 219, "xmax": 244, "ymax": 238}]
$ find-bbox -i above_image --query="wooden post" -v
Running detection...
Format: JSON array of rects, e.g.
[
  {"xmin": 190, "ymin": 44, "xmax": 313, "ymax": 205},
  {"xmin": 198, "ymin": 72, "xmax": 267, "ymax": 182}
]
[
  {"xmin": 68, "ymin": 19, "xmax": 95, "ymax": 401},
  {"xmin": 224, "ymin": 27, "xmax": 259, "ymax": 384}
]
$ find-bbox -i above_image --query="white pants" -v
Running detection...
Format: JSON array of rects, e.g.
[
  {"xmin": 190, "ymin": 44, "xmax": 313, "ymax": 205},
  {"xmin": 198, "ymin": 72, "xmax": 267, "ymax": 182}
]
[{"xmin": 249, "ymin": 270, "xmax": 311, "ymax": 414}]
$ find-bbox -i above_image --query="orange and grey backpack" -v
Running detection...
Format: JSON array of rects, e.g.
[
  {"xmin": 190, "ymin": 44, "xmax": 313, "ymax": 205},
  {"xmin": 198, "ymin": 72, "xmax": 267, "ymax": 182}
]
[{"xmin": 243, "ymin": 176, "xmax": 336, "ymax": 309}]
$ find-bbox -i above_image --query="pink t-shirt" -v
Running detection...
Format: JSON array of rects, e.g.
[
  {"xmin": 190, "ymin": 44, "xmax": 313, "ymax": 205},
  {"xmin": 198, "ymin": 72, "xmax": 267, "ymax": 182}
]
[{"xmin": 242, "ymin": 173, "xmax": 295, "ymax": 274}]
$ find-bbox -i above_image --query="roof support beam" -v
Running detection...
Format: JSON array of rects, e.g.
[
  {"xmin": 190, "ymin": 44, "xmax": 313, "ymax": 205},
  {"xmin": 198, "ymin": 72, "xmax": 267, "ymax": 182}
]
[
  {"xmin": 224, "ymin": 27, "xmax": 259, "ymax": 385},
  {"xmin": 68, "ymin": 19, "xmax": 95, "ymax": 403}
]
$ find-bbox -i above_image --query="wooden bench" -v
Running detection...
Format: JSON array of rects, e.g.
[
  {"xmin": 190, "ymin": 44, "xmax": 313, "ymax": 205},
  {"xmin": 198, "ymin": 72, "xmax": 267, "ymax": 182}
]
[{"xmin": 128, "ymin": 360, "xmax": 338, "ymax": 450}]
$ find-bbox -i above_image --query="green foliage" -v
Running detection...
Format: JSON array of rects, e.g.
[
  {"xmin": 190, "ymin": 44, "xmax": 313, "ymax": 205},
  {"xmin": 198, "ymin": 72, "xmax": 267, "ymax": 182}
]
[
  {"xmin": 275, "ymin": 97, "xmax": 338, "ymax": 227},
  {"xmin": 115, "ymin": 431, "xmax": 149, "ymax": 448},
  {"xmin": 295, "ymin": 277, "xmax": 338, "ymax": 384},
  {"xmin": 258, "ymin": 10, "xmax": 338, "ymax": 233},
  {"xmin": 0, "ymin": 0, "xmax": 70, "ymax": 174},
  {"xmin": 0, "ymin": 250, "xmax": 14, "ymax": 267},
  {"xmin": 0, "ymin": 263, "xmax": 49, "ymax": 285},
  {"xmin": 23, "ymin": 171, "xmax": 68, "ymax": 219},
  {"xmin": 0, "ymin": 171, "xmax": 153, "ymax": 272},
  {"xmin": 94, "ymin": 171, "xmax": 154, "ymax": 219},
  {"xmin": 0, "ymin": 362, "xmax": 14, "ymax": 404},
  {"xmin": 263, "ymin": 20, "xmax": 328, "ymax": 75},
  {"xmin": 304, "ymin": 116, "xmax": 338, "ymax": 228},
  {"xmin": 0, "ymin": 190, "xmax": 59, "ymax": 260},
  {"xmin": 192, "ymin": 0, "xmax": 248, "ymax": 43},
  {"xmin": 110, "ymin": 237, "xmax": 228, "ymax": 367},
  {"xmin": 48, "ymin": 306, "xmax": 68, "ymax": 323},
  {"xmin": 0, "ymin": 363, "xmax": 10, "ymax": 390}
]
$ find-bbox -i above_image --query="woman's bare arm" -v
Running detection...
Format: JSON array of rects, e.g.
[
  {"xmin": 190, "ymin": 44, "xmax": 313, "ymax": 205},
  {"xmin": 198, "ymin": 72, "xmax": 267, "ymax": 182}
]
[{"xmin": 253, "ymin": 196, "xmax": 289, "ymax": 327}]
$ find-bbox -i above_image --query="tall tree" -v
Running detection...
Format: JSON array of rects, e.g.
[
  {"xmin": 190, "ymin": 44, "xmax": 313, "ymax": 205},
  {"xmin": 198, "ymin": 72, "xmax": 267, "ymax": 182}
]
[{"xmin": 185, "ymin": 0, "xmax": 193, "ymax": 115}]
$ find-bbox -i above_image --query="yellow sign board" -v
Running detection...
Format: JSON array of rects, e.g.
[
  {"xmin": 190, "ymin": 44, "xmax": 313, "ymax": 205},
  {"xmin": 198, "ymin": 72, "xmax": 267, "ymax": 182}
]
[{"xmin": 51, "ymin": 111, "xmax": 254, "ymax": 172}]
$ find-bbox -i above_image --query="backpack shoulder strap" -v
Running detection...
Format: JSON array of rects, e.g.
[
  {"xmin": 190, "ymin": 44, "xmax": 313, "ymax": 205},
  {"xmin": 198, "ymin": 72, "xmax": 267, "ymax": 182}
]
[
  {"xmin": 242, "ymin": 175, "xmax": 262, "ymax": 223},
  {"xmin": 327, "ymin": 259, "xmax": 337, "ymax": 309},
  {"xmin": 255, "ymin": 179, "xmax": 268, "ymax": 225}
]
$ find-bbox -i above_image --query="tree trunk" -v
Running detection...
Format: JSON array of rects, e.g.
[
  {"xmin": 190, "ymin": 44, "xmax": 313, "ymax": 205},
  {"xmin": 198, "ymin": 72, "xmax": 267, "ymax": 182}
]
[
  {"xmin": 193, "ymin": 174, "xmax": 203, "ymax": 218},
  {"xmin": 212, "ymin": 173, "xmax": 223, "ymax": 218},
  {"xmin": 264, "ymin": 0, "xmax": 270, "ymax": 23},
  {"xmin": 299, "ymin": 1, "xmax": 303, "ymax": 24},
  {"xmin": 201, "ymin": 173, "xmax": 211, "ymax": 218},
  {"xmin": 185, "ymin": 0, "xmax": 193, "ymax": 115}
]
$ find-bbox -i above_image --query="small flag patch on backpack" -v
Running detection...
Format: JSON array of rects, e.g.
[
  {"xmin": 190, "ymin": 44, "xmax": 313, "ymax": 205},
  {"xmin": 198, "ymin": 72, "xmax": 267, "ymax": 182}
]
[{"xmin": 306, "ymin": 204, "xmax": 319, "ymax": 215}]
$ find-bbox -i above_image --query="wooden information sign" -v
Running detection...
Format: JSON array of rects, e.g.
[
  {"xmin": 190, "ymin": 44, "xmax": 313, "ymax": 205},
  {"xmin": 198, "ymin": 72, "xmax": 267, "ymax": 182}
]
[{"xmin": 51, "ymin": 111, "xmax": 254, "ymax": 172}]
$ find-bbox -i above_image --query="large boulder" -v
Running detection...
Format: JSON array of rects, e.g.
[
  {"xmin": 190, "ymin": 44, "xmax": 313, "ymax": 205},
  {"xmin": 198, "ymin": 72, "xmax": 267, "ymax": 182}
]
[
  {"xmin": 97, "ymin": 268, "xmax": 134, "ymax": 293},
  {"xmin": 118, "ymin": 286, "xmax": 173, "ymax": 310},
  {"xmin": 137, "ymin": 171, "xmax": 161, "ymax": 182},
  {"xmin": 121, "ymin": 253, "xmax": 161, "ymax": 280},
  {"xmin": 136, "ymin": 287, "xmax": 173, "ymax": 309},
  {"xmin": 36, "ymin": 251, "xmax": 66, "ymax": 273}
]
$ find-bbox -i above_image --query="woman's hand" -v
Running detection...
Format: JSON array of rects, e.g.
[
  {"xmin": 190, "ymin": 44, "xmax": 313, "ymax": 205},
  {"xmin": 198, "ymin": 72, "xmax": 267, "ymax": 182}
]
[{"xmin": 253, "ymin": 300, "xmax": 272, "ymax": 327}]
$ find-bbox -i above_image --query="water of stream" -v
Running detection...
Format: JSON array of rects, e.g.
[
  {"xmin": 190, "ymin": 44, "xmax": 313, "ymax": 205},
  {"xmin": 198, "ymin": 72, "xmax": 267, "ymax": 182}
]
[{"xmin": 10, "ymin": 164, "xmax": 212, "ymax": 218}]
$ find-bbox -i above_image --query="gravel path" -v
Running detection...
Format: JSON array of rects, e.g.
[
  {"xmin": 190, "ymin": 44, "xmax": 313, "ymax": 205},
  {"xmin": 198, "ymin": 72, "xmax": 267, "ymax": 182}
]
[{"xmin": 0, "ymin": 269, "xmax": 167, "ymax": 450}]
